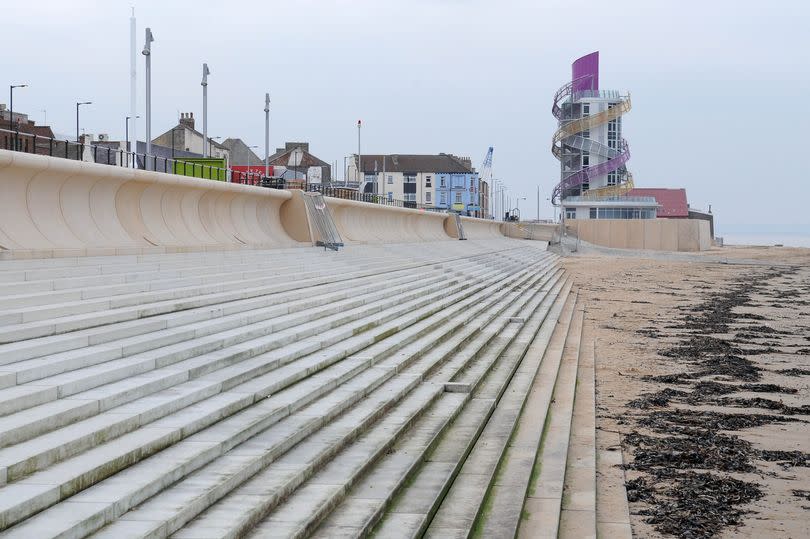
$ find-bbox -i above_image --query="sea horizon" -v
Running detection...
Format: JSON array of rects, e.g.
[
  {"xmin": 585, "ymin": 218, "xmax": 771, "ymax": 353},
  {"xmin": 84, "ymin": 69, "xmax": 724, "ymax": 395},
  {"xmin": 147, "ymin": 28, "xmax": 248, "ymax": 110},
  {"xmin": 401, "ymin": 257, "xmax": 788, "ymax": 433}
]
[{"xmin": 716, "ymin": 223, "xmax": 810, "ymax": 248}]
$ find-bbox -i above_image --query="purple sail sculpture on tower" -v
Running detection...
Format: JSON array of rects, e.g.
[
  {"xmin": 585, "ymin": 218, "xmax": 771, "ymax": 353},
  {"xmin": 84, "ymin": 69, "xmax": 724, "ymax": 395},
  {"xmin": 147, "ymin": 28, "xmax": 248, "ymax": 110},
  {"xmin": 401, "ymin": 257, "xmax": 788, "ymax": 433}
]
[{"xmin": 551, "ymin": 51, "xmax": 632, "ymax": 204}]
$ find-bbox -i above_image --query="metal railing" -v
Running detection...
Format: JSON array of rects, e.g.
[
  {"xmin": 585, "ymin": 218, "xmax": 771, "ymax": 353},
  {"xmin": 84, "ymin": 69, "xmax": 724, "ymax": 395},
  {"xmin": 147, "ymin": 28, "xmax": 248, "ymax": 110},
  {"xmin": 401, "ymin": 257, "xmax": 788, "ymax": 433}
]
[
  {"xmin": 0, "ymin": 127, "xmax": 265, "ymax": 185},
  {"xmin": 302, "ymin": 193, "xmax": 343, "ymax": 251},
  {"xmin": 562, "ymin": 195, "xmax": 657, "ymax": 204},
  {"xmin": 305, "ymin": 185, "xmax": 447, "ymax": 213},
  {"xmin": 0, "ymin": 127, "xmax": 450, "ymax": 214}
]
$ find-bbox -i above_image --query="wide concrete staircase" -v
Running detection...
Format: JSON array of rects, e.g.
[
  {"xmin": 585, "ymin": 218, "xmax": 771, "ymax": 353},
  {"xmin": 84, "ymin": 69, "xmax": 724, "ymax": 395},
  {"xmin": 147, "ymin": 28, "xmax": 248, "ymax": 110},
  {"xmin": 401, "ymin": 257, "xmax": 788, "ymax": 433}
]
[{"xmin": 0, "ymin": 239, "xmax": 629, "ymax": 538}]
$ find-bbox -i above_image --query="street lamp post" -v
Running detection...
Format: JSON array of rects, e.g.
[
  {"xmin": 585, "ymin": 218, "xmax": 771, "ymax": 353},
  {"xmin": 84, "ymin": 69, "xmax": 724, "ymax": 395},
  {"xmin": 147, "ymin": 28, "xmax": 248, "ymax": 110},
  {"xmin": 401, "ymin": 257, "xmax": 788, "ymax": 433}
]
[
  {"xmin": 9, "ymin": 84, "xmax": 28, "ymax": 150},
  {"xmin": 537, "ymin": 185, "xmax": 540, "ymax": 221},
  {"xmin": 142, "ymin": 27, "xmax": 154, "ymax": 163},
  {"xmin": 76, "ymin": 101, "xmax": 92, "ymax": 143},
  {"xmin": 516, "ymin": 196, "xmax": 527, "ymax": 221},
  {"xmin": 125, "ymin": 115, "xmax": 139, "ymax": 166},
  {"xmin": 357, "ymin": 120, "xmax": 362, "ymax": 186},
  {"xmin": 264, "ymin": 93, "xmax": 270, "ymax": 178},
  {"xmin": 201, "ymin": 63, "xmax": 210, "ymax": 158}
]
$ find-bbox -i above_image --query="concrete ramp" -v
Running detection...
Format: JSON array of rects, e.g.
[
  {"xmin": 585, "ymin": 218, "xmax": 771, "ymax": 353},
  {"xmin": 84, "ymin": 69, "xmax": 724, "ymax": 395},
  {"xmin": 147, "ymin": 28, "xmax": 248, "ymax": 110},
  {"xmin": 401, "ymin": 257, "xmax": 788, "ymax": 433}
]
[{"xmin": 0, "ymin": 150, "xmax": 301, "ymax": 258}]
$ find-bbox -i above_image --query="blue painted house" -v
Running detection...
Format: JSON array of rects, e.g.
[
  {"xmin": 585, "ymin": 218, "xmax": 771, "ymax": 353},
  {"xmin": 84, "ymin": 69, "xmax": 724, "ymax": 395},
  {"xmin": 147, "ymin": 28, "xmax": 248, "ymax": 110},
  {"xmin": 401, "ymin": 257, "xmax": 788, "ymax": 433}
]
[{"xmin": 434, "ymin": 170, "xmax": 480, "ymax": 216}]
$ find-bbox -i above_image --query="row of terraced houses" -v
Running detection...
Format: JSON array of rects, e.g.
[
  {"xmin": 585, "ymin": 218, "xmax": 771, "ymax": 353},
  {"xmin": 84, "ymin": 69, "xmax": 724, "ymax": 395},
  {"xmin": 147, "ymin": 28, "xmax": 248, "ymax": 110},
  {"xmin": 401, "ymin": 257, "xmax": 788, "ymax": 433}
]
[{"xmin": 346, "ymin": 153, "xmax": 489, "ymax": 218}]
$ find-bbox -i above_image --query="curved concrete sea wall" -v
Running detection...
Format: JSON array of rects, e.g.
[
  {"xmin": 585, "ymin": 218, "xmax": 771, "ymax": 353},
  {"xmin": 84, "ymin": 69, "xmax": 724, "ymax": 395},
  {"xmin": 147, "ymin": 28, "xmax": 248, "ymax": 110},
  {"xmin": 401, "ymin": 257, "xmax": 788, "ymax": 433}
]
[
  {"xmin": 459, "ymin": 216, "xmax": 505, "ymax": 239},
  {"xmin": 501, "ymin": 222, "xmax": 557, "ymax": 241},
  {"xmin": 328, "ymin": 197, "xmax": 449, "ymax": 243},
  {"xmin": 0, "ymin": 150, "xmax": 514, "ymax": 258},
  {"xmin": 0, "ymin": 149, "xmax": 303, "ymax": 258}
]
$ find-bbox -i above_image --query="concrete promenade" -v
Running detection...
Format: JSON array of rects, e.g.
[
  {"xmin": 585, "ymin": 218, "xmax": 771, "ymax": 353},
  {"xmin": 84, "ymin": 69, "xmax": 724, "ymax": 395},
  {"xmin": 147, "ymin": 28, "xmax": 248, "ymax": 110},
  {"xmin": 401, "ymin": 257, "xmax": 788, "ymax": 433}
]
[{"xmin": 0, "ymin": 151, "xmax": 627, "ymax": 538}]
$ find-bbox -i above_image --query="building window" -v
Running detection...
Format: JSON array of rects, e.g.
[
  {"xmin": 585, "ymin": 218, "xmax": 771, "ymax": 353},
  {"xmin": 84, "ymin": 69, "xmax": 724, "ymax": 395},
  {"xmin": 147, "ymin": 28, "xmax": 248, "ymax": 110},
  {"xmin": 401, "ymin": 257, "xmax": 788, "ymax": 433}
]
[
  {"xmin": 581, "ymin": 151, "xmax": 589, "ymax": 168},
  {"xmin": 607, "ymin": 171, "xmax": 617, "ymax": 186},
  {"xmin": 404, "ymin": 193, "xmax": 416, "ymax": 202},
  {"xmin": 440, "ymin": 176, "xmax": 446, "ymax": 187},
  {"xmin": 565, "ymin": 208, "xmax": 576, "ymax": 220},
  {"xmin": 589, "ymin": 207, "xmax": 597, "ymax": 219},
  {"xmin": 440, "ymin": 192, "xmax": 447, "ymax": 205},
  {"xmin": 425, "ymin": 175, "xmax": 432, "ymax": 187},
  {"xmin": 581, "ymin": 103, "xmax": 591, "ymax": 138},
  {"xmin": 364, "ymin": 173, "xmax": 376, "ymax": 184},
  {"xmin": 404, "ymin": 174, "xmax": 416, "ymax": 184},
  {"xmin": 455, "ymin": 192, "xmax": 462, "ymax": 204},
  {"xmin": 388, "ymin": 192, "xmax": 393, "ymax": 201},
  {"xmin": 426, "ymin": 192, "xmax": 432, "ymax": 203},
  {"xmin": 387, "ymin": 175, "xmax": 393, "ymax": 184},
  {"xmin": 594, "ymin": 207, "xmax": 655, "ymax": 220}
]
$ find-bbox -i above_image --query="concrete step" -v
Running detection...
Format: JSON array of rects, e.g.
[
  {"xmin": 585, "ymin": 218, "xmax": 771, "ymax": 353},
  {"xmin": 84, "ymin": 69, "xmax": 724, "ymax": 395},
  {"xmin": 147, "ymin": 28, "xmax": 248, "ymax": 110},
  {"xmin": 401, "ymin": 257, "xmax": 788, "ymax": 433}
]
[
  {"xmin": 594, "ymin": 339, "xmax": 632, "ymax": 539},
  {"xmin": 0, "ymin": 246, "xmax": 537, "ymax": 357},
  {"xmin": 0, "ymin": 252, "xmax": 345, "ymax": 308},
  {"xmin": 88, "ymin": 260, "xmax": 558, "ymax": 539},
  {"xmin": 515, "ymin": 298, "xmax": 585, "ymax": 539},
  {"xmin": 167, "ymin": 267, "xmax": 565, "ymax": 539},
  {"xmin": 0, "ymin": 247, "xmax": 527, "ymax": 342},
  {"xmin": 420, "ymin": 291, "xmax": 581, "ymax": 539},
  {"xmin": 0, "ymin": 262, "xmax": 466, "ymax": 419},
  {"xmin": 471, "ymin": 293, "xmax": 580, "ymax": 539},
  {"xmin": 315, "ymin": 280, "xmax": 573, "ymax": 539},
  {"xmin": 558, "ymin": 311, "xmax": 597, "ymax": 539},
  {"xmin": 0, "ymin": 255, "xmax": 541, "ymax": 471},
  {"xmin": 0, "ymin": 247, "xmax": 555, "ymax": 535},
  {"xmin": 0, "ymin": 240, "xmax": 528, "ymax": 299},
  {"xmin": 0, "ymin": 252, "xmax": 501, "ymax": 387}
]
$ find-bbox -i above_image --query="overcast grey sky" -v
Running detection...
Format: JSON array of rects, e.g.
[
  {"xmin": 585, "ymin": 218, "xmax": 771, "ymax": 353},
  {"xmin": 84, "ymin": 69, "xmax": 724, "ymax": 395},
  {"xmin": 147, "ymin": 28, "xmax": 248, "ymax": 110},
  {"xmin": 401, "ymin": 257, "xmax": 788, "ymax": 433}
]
[{"xmin": 4, "ymin": 0, "xmax": 808, "ymax": 224}]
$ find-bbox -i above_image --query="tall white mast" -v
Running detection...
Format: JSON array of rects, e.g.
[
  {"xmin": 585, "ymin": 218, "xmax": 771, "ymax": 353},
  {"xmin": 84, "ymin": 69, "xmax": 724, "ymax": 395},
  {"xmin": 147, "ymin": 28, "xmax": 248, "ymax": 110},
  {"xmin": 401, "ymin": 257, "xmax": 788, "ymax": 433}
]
[{"xmin": 129, "ymin": 8, "xmax": 137, "ymax": 167}]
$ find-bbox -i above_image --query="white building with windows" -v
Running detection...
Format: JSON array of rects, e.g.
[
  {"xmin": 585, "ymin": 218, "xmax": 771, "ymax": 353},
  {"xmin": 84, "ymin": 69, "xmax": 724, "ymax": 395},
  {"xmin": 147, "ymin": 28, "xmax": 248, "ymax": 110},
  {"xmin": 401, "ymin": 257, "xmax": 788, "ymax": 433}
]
[
  {"xmin": 552, "ymin": 51, "xmax": 643, "ymax": 220},
  {"xmin": 348, "ymin": 154, "xmax": 478, "ymax": 212}
]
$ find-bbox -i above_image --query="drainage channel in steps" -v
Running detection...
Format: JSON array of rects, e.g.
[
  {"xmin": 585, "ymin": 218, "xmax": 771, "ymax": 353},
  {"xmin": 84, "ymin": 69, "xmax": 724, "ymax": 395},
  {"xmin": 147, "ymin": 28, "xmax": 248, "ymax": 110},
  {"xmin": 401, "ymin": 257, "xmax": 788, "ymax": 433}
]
[{"xmin": 0, "ymin": 248, "xmax": 556, "ymax": 536}]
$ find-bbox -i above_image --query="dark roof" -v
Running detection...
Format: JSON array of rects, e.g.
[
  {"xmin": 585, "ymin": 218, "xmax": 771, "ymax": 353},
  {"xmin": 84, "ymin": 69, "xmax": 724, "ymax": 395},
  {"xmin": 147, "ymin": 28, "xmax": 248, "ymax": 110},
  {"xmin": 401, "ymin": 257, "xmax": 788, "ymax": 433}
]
[
  {"xmin": 268, "ymin": 145, "xmax": 329, "ymax": 168},
  {"xmin": 358, "ymin": 154, "xmax": 473, "ymax": 174},
  {"xmin": 628, "ymin": 188, "xmax": 689, "ymax": 218}
]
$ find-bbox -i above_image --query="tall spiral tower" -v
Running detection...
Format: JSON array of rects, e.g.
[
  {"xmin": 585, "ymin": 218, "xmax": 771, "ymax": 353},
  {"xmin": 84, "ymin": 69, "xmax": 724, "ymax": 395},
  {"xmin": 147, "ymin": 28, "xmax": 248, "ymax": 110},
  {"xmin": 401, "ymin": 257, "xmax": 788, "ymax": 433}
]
[{"xmin": 551, "ymin": 52, "xmax": 633, "ymax": 205}]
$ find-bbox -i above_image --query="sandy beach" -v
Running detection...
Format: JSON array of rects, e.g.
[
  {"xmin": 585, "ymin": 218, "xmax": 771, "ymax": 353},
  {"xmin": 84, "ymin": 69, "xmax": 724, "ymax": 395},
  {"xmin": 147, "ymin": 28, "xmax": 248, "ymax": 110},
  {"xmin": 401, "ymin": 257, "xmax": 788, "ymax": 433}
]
[{"xmin": 562, "ymin": 245, "xmax": 810, "ymax": 538}]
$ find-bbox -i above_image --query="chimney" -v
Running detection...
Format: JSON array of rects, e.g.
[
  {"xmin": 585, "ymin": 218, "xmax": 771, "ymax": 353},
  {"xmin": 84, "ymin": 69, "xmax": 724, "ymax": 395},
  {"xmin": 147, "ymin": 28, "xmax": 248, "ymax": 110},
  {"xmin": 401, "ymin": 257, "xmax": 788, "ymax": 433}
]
[
  {"xmin": 179, "ymin": 112, "xmax": 195, "ymax": 130},
  {"xmin": 285, "ymin": 141, "xmax": 309, "ymax": 153}
]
